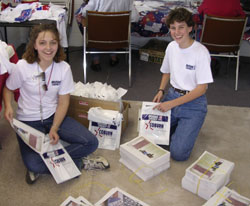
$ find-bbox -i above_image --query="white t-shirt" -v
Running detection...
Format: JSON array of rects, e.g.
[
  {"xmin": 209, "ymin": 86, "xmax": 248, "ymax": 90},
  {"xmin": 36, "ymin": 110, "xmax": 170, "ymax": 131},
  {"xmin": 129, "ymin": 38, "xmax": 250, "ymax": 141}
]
[
  {"xmin": 81, "ymin": 0, "xmax": 139, "ymax": 22},
  {"xmin": 6, "ymin": 59, "xmax": 74, "ymax": 121},
  {"xmin": 160, "ymin": 41, "xmax": 214, "ymax": 91}
]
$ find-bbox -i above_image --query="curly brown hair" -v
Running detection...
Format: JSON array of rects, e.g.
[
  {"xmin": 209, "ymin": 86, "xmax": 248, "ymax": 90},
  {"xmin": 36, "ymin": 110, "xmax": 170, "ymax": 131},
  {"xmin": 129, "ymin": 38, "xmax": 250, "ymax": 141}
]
[
  {"xmin": 166, "ymin": 7, "xmax": 194, "ymax": 28},
  {"xmin": 22, "ymin": 24, "xmax": 66, "ymax": 63}
]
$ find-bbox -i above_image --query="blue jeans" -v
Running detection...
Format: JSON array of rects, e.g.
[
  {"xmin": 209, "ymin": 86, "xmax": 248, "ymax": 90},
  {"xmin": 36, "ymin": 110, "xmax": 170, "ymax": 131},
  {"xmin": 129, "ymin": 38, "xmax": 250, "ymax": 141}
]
[
  {"xmin": 16, "ymin": 115, "xmax": 98, "ymax": 174},
  {"xmin": 162, "ymin": 87, "xmax": 207, "ymax": 161}
]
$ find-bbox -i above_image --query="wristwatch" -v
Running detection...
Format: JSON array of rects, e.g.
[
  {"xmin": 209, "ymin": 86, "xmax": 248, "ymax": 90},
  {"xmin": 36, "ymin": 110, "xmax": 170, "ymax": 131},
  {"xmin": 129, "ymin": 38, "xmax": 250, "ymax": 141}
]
[{"xmin": 157, "ymin": 89, "xmax": 165, "ymax": 95}]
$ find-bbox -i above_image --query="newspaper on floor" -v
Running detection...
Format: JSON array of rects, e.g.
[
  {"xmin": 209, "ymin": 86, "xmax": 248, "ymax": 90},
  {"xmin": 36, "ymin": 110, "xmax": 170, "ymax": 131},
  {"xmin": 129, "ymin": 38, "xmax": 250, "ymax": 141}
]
[
  {"xmin": 88, "ymin": 107, "xmax": 123, "ymax": 150},
  {"xmin": 203, "ymin": 186, "xmax": 250, "ymax": 206},
  {"xmin": 120, "ymin": 136, "xmax": 170, "ymax": 181},
  {"xmin": 95, "ymin": 187, "xmax": 150, "ymax": 206},
  {"xmin": 12, "ymin": 118, "xmax": 81, "ymax": 184},
  {"xmin": 182, "ymin": 151, "xmax": 235, "ymax": 200},
  {"xmin": 139, "ymin": 101, "xmax": 171, "ymax": 145},
  {"xmin": 61, "ymin": 187, "xmax": 150, "ymax": 206},
  {"xmin": 60, "ymin": 195, "xmax": 92, "ymax": 206}
]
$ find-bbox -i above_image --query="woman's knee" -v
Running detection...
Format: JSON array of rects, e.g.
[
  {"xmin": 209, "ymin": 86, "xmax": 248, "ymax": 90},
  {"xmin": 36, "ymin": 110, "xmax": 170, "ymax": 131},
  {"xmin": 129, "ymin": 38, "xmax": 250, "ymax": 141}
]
[{"xmin": 170, "ymin": 148, "xmax": 191, "ymax": 161}]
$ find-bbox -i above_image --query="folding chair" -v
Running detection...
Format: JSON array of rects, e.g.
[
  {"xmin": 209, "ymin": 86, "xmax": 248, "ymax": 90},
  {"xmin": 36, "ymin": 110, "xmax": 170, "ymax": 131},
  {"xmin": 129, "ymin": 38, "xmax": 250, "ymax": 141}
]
[
  {"xmin": 200, "ymin": 14, "xmax": 247, "ymax": 91},
  {"xmin": 83, "ymin": 11, "xmax": 132, "ymax": 87}
]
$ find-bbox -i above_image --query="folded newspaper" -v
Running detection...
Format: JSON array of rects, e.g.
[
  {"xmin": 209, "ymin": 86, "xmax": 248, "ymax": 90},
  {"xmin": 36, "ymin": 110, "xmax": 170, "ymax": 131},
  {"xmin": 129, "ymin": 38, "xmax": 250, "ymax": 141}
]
[
  {"xmin": 120, "ymin": 136, "xmax": 170, "ymax": 181},
  {"xmin": 88, "ymin": 107, "xmax": 123, "ymax": 150},
  {"xmin": 203, "ymin": 186, "xmax": 250, "ymax": 206},
  {"xmin": 60, "ymin": 195, "xmax": 92, "ymax": 206},
  {"xmin": 12, "ymin": 118, "xmax": 81, "ymax": 184},
  {"xmin": 139, "ymin": 101, "xmax": 171, "ymax": 145},
  {"xmin": 60, "ymin": 187, "xmax": 150, "ymax": 206},
  {"xmin": 182, "ymin": 151, "xmax": 235, "ymax": 200}
]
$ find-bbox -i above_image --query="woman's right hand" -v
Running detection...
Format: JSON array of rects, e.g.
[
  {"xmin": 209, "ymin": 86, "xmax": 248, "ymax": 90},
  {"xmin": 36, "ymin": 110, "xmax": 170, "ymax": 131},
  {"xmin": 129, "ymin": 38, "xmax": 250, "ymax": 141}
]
[
  {"xmin": 153, "ymin": 91, "xmax": 163, "ymax": 103},
  {"xmin": 4, "ymin": 106, "xmax": 14, "ymax": 123}
]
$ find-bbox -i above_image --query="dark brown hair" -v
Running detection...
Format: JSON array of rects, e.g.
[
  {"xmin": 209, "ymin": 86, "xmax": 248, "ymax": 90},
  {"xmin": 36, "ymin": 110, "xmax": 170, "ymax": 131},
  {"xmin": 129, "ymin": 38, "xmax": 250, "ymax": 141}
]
[
  {"xmin": 166, "ymin": 7, "xmax": 194, "ymax": 28},
  {"xmin": 22, "ymin": 24, "xmax": 66, "ymax": 63}
]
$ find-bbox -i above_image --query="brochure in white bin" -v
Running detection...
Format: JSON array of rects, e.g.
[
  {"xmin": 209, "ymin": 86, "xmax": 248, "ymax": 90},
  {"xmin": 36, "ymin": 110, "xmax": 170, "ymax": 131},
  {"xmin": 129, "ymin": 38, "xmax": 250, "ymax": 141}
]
[
  {"xmin": 139, "ymin": 101, "xmax": 171, "ymax": 145},
  {"xmin": 88, "ymin": 107, "xmax": 123, "ymax": 150},
  {"xmin": 12, "ymin": 118, "xmax": 81, "ymax": 184}
]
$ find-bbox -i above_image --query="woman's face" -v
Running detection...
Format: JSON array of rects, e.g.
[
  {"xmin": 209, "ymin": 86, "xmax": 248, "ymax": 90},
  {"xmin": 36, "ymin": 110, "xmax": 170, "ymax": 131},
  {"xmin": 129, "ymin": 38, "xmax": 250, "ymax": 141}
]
[
  {"xmin": 34, "ymin": 31, "xmax": 58, "ymax": 65},
  {"xmin": 169, "ymin": 21, "xmax": 193, "ymax": 48}
]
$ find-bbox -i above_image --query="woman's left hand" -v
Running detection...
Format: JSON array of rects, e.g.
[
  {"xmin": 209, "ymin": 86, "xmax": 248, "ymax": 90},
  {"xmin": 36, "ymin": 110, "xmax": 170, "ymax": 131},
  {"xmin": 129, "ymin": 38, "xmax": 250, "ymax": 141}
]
[
  {"xmin": 154, "ymin": 101, "xmax": 174, "ymax": 112},
  {"xmin": 49, "ymin": 127, "xmax": 59, "ymax": 145}
]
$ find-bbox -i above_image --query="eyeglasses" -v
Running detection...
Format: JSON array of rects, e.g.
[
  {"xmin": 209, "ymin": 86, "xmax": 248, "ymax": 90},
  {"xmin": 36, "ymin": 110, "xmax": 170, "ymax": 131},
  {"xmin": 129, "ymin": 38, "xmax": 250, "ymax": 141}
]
[{"xmin": 40, "ymin": 72, "xmax": 48, "ymax": 91}]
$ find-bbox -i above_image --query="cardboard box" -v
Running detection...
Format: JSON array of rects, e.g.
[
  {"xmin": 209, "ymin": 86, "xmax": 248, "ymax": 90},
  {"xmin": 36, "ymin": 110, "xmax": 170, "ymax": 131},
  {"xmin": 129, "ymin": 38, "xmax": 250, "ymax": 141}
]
[
  {"xmin": 139, "ymin": 39, "xmax": 169, "ymax": 64},
  {"xmin": 67, "ymin": 95, "xmax": 129, "ymax": 133}
]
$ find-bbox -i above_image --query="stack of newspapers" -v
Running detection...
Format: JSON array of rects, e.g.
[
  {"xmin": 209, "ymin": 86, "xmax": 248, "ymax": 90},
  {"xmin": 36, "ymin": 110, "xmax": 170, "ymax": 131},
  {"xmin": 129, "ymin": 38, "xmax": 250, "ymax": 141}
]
[
  {"xmin": 119, "ymin": 136, "xmax": 170, "ymax": 181},
  {"xmin": 203, "ymin": 186, "xmax": 250, "ymax": 206},
  {"xmin": 60, "ymin": 187, "xmax": 150, "ymax": 206},
  {"xmin": 182, "ymin": 151, "xmax": 235, "ymax": 200}
]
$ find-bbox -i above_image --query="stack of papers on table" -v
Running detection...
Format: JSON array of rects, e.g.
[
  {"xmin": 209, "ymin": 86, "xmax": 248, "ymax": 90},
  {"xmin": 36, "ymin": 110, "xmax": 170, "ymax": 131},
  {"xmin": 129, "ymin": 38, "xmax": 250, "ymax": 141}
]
[
  {"xmin": 182, "ymin": 151, "xmax": 235, "ymax": 200},
  {"xmin": 61, "ymin": 187, "xmax": 149, "ymax": 206},
  {"xmin": 119, "ymin": 136, "xmax": 170, "ymax": 181},
  {"xmin": 203, "ymin": 186, "xmax": 250, "ymax": 206}
]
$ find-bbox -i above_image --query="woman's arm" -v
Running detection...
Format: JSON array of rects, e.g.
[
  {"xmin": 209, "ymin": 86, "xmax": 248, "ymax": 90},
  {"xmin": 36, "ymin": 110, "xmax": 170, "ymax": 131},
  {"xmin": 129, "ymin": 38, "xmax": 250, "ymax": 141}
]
[
  {"xmin": 49, "ymin": 93, "xmax": 70, "ymax": 145},
  {"xmin": 153, "ymin": 73, "xmax": 170, "ymax": 103},
  {"xmin": 3, "ymin": 86, "xmax": 14, "ymax": 123},
  {"xmin": 154, "ymin": 84, "xmax": 207, "ymax": 112}
]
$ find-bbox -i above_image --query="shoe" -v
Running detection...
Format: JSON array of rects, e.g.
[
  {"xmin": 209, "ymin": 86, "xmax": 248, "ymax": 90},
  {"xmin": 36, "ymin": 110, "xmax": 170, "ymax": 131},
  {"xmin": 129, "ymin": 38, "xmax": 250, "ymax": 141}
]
[
  {"xmin": 82, "ymin": 156, "xmax": 110, "ymax": 170},
  {"xmin": 109, "ymin": 58, "xmax": 119, "ymax": 67},
  {"xmin": 91, "ymin": 63, "xmax": 102, "ymax": 72},
  {"xmin": 26, "ymin": 170, "xmax": 40, "ymax": 184}
]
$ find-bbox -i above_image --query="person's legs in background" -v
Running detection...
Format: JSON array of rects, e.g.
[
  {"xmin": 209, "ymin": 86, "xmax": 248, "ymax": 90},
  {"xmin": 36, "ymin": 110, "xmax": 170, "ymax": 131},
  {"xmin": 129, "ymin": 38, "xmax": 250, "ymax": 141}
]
[
  {"xmin": 91, "ymin": 51, "xmax": 102, "ymax": 72},
  {"xmin": 211, "ymin": 57, "xmax": 221, "ymax": 77},
  {"xmin": 110, "ymin": 54, "xmax": 119, "ymax": 67},
  {"xmin": 91, "ymin": 52, "xmax": 120, "ymax": 72}
]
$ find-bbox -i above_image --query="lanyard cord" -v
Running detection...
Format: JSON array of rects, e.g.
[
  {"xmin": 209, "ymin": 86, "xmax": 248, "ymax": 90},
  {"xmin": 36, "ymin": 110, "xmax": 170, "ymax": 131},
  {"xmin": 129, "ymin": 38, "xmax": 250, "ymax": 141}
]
[{"xmin": 37, "ymin": 62, "xmax": 54, "ymax": 122}]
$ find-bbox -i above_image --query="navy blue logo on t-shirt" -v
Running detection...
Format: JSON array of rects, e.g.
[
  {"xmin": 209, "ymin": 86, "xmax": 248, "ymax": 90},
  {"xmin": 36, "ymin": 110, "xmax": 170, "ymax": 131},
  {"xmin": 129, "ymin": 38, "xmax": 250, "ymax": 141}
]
[
  {"xmin": 186, "ymin": 64, "xmax": 195, "ymax": 70},
  {"xmin": 51, "ymin": 81, "xmax": 61, "ymax": 86}
]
